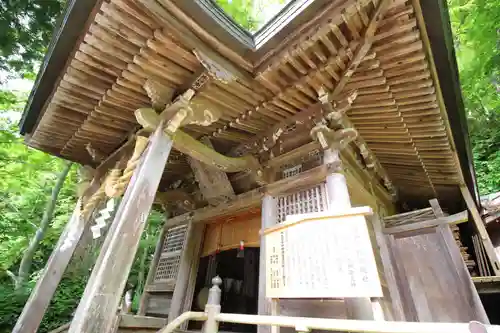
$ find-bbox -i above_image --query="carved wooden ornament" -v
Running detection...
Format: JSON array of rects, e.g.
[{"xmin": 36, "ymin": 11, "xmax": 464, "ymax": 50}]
[{"xmin": 193, "ymin": 49, "xmax": 235, "ymax": 83}]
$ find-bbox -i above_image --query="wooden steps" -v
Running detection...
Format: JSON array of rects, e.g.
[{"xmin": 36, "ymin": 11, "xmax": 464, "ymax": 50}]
[
  {"xmin": 473, "ymin": 276, "xmax": 500, "ymax": 294},
  {"xmin": 48, "ymin": 314, "xmax": 167, "ymax": 333},
  {"xmin": 450, "ymin": 224, "xmax": 477, "ymax": 274}
]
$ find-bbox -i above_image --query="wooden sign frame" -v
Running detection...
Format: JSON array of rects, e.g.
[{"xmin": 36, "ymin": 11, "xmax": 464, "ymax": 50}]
[{"xmin": 264, "ymin": 206, "xmax": 383, "ymax": 299}]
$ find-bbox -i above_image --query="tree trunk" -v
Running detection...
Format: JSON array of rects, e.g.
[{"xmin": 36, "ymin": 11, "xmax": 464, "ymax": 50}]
[{"xmin": 16, "ymin": 161, "xmax": 72, "ymax": 289}]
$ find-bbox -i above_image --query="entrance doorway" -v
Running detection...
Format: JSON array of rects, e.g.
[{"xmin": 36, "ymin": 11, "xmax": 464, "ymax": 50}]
[{"xmin": 190, "ymin": 248, "xmax": 260, "ymax": 332}]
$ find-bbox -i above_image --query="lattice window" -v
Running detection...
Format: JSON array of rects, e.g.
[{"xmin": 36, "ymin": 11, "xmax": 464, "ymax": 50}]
[
  {"xmin": 279, "ymin": 150, "xmax": 323, "ymax": 180},
  {"xmin": 154, "ymin": 224, "xmax": 188, "ymax": 283},
  {"xmin": 277, "ymin": 183, "xmax": 328, "ymax": 223},
  {"xmin": 282, "ymin": 164, "xmax": 302, "ymax": 178}
]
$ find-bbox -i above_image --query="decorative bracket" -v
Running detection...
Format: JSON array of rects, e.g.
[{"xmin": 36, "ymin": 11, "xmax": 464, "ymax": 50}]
[
  {"xmin": 86, "ymin": 143, "xmax": 106, "ymax": 163},
  {"xmin": 143, "ymin": 79, "xmax": 175, "ymax": 111},
  {"xmin": 317, "ymin": 87, "xmax": 395, "ymax": 194},
  {"xmin": 310, "ymin": 123, "xmax": 358, "ymax": 150},
  {"xmin": 135, "ymin": 108, "xmax": 265, "ymax": 184}
]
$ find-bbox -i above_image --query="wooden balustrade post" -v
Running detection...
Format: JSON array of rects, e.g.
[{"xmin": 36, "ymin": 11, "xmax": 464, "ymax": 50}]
[
  {"xmin": 69, "ymin": 124, "xmax": 173, "ymax": 333},
  {"xmin": 203, "ymin": 276, "xmax": 222, "ymax": 333},
  {"xmin": 323, "ymin": 149, "xmax": 376, "ymax": 320},
  {"xmin": 13, "ymin": 199, "xmax": 88, "ymax": 333}
]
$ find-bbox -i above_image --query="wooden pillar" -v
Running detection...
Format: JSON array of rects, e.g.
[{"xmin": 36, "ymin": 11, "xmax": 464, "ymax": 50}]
[
  {"xmin": 168, "ymin": 221, "xmax": 204, "ymax": 322},
  {"xmin": 460, "ymin": 185, "xmax": 500, "ymax": 275},
  {"xmin": 258, "ymin": 194, "xmax": 277, "ymax": 333},
  {"xmin": 69, "ymin": 125, "xmax": 173, "ymax": 333},
  {"xmin": 13, "ymin": 199, "xmax": 87, "ymax": 333},
  {"xmin": 324, "ymin": 149, "xmax": 375, "ymax": 320}
]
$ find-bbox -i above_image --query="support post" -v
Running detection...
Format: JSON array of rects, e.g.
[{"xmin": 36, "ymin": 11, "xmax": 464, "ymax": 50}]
[
  {"xmin": 169, "ymin": 221, "xmax": 204, "ymax": 322},
  {"xmin": 69, "ymin": 125, "xmax": 173, "ymax": 333},
  {"xmin": 258, "ymin": 194, "xmax": 277, "ymax": 333},
  {"xmin": 203, "ymin": 276, "xmax": 222, "ymax": 333},
  {"xmin": 460, "ymin": 185, "xmax": 500, "ymax": 275},
  {"xmin": 13, "ymin": 199, "xmax": 87, "ymax": 333},
  {"xmin": 323, "ymin": 149, "xmax": 376, "ymax": 320}
]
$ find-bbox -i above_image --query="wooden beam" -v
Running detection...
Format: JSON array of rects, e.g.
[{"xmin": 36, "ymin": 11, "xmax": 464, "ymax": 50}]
[
  {"xmin": 330, "ymin": 0, "xmax": 390, "ymax": 96},
  {"xmin": 13, "ymin": 200, "xmax": 87, "ymax": 333},
  {"xmin": 119, "ymin": 314, "xmax": 167, "ymax": 329},
  {"xmin": 460, "ymin": 185, "xmax": 500, "ymax": 275},
  {"xmin": 166, "ymin": 162, "xmax": 343, "ymax": 228},
  {"xmin": 371, "ymin": 214, "xmax": 406, "ymax": 321},
  {"xmin": 69, "ymin": 124, "xmax": 173, "ymax": 333},
  {"xmin": 383, "ymin": 211, "xmax": 468, "ymax": 234}
]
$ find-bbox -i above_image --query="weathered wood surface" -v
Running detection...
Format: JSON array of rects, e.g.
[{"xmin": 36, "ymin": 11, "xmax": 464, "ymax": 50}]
[
  {"xmin": 49, "ymin": 315, "xmax": 166, "ymax": 333},
  {"xmin": 321, "ymin": 149, "xmax": 376, "ymax": 320},
  {"xmin": 188, "ymin": 137, "xmax": 235, "ymax": 205},
  {"xmin": 168, "ymin": 222, "xmax": 204, "ymax": 322},
  {"xmin": 180, "ymin": 223, "xmax": 205, "ymax": 330},
  {"xmin": 258, "ymin": 194, "xmax": 277, "ymax": 333},
  {"xmin": 165, "ymin": 163, "xmax": 334, "ymax": 228},
  {"xmin": 202, "ymin": 212, "xmax": 260, "ymax": 256},
  {"xmin": 383, "ymin": 210, "xmax": 468, "ymax": 234},
  {"xmin": 460, "ymin": 185, "xmax": 500, "ymax": 275},
  {"xmin": 13, "ymin": 200, "xmax": 86, "ymax": 333},
  {"xmin": 391, "ymin": 224, "xmax": 488, "ymax": 322},
  {"xmin": 68, "ymin": 125, "xmax": 173, "ymax": 333},
  {"xmin": 438, "ymin": 225, "xmax": 490, "ymax": 323},
  {"xmin": 119, "ymin": 314, "xmax": 167, "ymax": 328},
  {"xmin": 28, "ymin": 0, "xmax": 463, "ymax": 202},
  {"xmin": 145, "ymin": 294, "xmax": 172, "ymax": 317}
]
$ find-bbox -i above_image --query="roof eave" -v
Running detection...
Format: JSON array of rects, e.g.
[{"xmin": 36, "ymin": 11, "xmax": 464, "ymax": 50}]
[
  {"xmin": 419, "ymin": 0, "xmax": 480, "ymax": 205},
  {"xmin": 18, "ymin": 0, "xmax": 101, "ymax": 136}
]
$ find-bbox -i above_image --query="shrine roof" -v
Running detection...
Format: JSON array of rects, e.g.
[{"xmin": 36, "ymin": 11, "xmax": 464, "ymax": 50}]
[{"xmin": 19, "ymin": 0, "xmax": 478, "ymax": 204}]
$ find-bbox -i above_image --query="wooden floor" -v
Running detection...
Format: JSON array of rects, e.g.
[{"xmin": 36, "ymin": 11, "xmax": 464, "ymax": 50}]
[{"xmin": 473, "ymin": 276, "xmax": 500, "ymax": 294}]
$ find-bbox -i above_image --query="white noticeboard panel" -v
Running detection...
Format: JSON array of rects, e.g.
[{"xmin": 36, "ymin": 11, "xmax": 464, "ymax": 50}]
[{"xmin": 265, "ymin": 208, "xmax": 382, "ymax": 298}]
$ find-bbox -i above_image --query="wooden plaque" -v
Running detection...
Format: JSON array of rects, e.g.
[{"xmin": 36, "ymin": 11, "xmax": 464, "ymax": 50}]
[{"xmin": 264, "ymin": 208, "xmax": 382, "ymax": 298}]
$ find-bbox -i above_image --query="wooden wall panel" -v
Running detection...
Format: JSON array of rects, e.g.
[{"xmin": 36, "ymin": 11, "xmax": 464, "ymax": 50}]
[
  {"xmin": 201, "ymin": 214, "xmax": 260, "ymax": 257},
  {"xmin": 391, "ymin": 227, "xmax": 488, "ymax": 322}
]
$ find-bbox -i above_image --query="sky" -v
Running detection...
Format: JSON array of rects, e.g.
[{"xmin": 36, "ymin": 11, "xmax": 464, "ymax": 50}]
[
  {"xmin": 0, "ymin": 77, "xmax": 33, "ymax": 92},
  {"xmin": 0, "ymin": 75, "xmax": 33, "ymax": 124}
]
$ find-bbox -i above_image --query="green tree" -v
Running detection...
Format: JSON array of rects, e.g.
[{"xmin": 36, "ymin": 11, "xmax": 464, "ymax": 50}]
[
  {"xmin": 448, "ymin": 0, "xmax": 500, "ymax": 194},
  {"xmin": 215, "ymin": 0, "xmax": 287, "ymax": 33},
  {"xmin": 0, "ymin": 0, "xmax": 65, "ymax": 76}
]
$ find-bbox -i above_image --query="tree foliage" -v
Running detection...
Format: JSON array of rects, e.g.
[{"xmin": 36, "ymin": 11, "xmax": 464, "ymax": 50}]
[
  {"xmin": 0, "ymin": 0, "xmax": 497, "ymax": 331},
  {"xmin": 448, "ymin": 0, "xmax": 500, "ymax": 194},
  {"xmin": 0, "ymin": 0, "xmax": 65, "ymax": 76},
  {"xmin": 215, "ymin": 0, "xmax": 288, "ymax": 33}
]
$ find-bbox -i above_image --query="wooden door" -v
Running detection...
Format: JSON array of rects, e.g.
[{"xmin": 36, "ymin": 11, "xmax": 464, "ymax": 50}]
[{"xmin": 388, "ymin": 225, "xmax": 488, "ymax": 323}]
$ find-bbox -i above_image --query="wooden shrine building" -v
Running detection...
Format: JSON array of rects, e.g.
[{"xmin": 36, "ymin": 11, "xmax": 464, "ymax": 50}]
[{"xmin": 14, "ymin": 0, "xmax": 500, "ymax": 332}]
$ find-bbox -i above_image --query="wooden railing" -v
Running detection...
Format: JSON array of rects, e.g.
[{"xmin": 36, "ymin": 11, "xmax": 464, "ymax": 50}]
[{"xmin": 158, "ymin": 277, "xmax": 499, "ymax": 333}]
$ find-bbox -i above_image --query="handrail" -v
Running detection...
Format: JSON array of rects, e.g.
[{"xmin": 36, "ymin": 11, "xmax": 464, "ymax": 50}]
[
  {"xmin": 158, "ymin": 312, "xmax": 207, "ymax": 333},
  {"xmin": 157, "ymin": 277, "xmax": 498, "ymax": 333},
  {"xmin": 157, "ymin": 311, "xmax": 499, "ymax": 333},
  {"xmin": 216, "ymin": 313, "xmax": 498, "ymax": 333}
]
